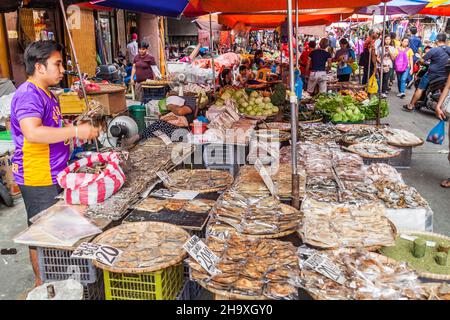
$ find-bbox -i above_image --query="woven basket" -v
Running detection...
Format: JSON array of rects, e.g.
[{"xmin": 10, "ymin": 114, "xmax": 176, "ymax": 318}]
[
  {"xmin": 92, "ymin": 222, "xmax": 190, "ymax": 274},
  {"xmin": 346, "ymin": 143, "xmax": 401, "ymax": 159},
  {"xmin": 387, "ymin": 139, "xmax": 425, "ymax": 148}
]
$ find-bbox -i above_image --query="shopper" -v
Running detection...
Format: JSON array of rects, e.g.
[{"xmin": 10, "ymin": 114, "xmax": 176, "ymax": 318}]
[
  {"xmin": 130, "ymin": 41, "xmax": 157, "ymax": 101},
  {"xmin": 10, "ymin": 40, "xmax": 99, "ymax": 286},
  {"xmin": 328, "ymin": 33, "xmax": 337, "ymax": 49},
  {"xmin": 253, "ymin": 49, "xmax": 266, "ymax": 70},
  {"xmin": 403, "ymin": 33, "xmax": 450, "ymax": 111},
  {"xmin": 299, "ymin": 40, "xmax": 316, "ymax": 89},
  {"xmin": 306, "ymin": 38, "xmax": 332, "ymax": 94},
  {"xmin": 389, "ymin": 32, "xmax": 400, "ymax": 86},
  {"xmin": 394, "ymin": 38, "xmax": 414, "ymax": 98},
  {"xmin": 359, "ymin": 37, "xmax": 377, "ymax": 85},
  {"xmin": 334, "ymin": 38, "xmax": 355, "ymax": 82},
  {"xmin": 219, "ymin": 68, "xmax": 233, "ymax": 87},
  {"xmin": 378, "ymin": 35, "xmax": 396, "ymax": 97},
  {"xmin": 433, "ymin": 73, "xmax": 450, "ymax": 187},
  {"xmin": 126, "ymin": 33, "xmax": 138, "ymax": 66}
]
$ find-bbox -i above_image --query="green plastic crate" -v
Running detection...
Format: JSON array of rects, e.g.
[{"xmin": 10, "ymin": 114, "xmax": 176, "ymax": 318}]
[
  {"xmin": 104, "ymin": 263, "xmax": 184, "ymax": 300},
  {"xmin": 0, "ymin": 131, "xmax": 12, "ymax": 140}
]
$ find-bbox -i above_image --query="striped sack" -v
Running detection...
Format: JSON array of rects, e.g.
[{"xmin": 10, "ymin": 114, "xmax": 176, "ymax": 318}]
[{"xmin": 57, "ymin": 152, "xmax": 126, "ymax": 205}]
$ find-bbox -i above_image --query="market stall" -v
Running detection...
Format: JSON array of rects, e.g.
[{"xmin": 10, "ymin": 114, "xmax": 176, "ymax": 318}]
[{"xmin": 6, "ymin": 0, "xmax": 450, "ymax": 302}]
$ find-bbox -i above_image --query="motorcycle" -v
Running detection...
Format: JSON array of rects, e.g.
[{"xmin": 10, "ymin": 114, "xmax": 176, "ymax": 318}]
[{"xmin": 414, "ymin": 64, "xmax": 448, "ymax": 113}]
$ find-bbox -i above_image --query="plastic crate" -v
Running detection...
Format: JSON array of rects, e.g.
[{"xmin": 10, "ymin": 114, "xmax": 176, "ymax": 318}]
[
  {"xmin": 142, "ymin": 86, "xmax": 169, "ymax": 103},
  {"xmin": 83, "ymin": 271, "xmax": 105, "ymax": 300},
  {"xmin": 104, "ymin": 263, "xmax": 184, "ymax": 300},
  {"xmin": 37, "ymin": 247, "xmax": 98, "ymax": 284},
  {"xmin": 178, "ymin": 261, "xmax": 203, "ymax": 300}
]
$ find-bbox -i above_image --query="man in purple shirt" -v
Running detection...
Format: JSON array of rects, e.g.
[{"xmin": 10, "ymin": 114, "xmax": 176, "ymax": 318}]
[{"xmin": 10, "ymin": 41, "xmax": 99, "ymax": 286}]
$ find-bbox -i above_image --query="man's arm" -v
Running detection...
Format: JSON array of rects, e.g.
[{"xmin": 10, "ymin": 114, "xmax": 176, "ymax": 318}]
[
  {"xmin": 130, "ymin": 64, "xmax": 136, "ymax": 84},
  {"xmin": 19, "ymin": 118, "xmax": 99, "ymax": 144}
]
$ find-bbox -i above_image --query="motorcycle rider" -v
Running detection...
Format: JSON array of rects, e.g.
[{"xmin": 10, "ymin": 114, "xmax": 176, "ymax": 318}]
[{"xmin": 403, "ymin": 33, "xmax": 450, "ymax": 112}]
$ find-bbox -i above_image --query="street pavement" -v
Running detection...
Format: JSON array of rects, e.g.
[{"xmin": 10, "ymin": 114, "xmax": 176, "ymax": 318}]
[{"xmin": 0, "ymin": 86, "xmax": 449, "ymax": 300}]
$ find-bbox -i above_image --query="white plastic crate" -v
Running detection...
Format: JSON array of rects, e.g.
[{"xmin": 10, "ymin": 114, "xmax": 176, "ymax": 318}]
[{"xmin": 37, "ymin": 247, "xmax": 98, "ymax": 284}]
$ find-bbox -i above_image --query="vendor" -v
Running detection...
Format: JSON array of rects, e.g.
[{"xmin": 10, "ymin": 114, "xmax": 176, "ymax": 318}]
[
  {"xmin": 130, "ymin": 41, "xmax": 157, "ymax": 101},
  {"xmin": 253, "ymin": 50, "xmax": 266, "ymax": 70},
  {"xmin": 219, "ymin": 68, "xmax": 233, "ymax": 87},
  {"xmin": 236, "ymin": 65, "xmax": 252, "ymax": 87},
  {"xmin": 10, "ymin": 40, "xmax": 99, "ymax": 286}
]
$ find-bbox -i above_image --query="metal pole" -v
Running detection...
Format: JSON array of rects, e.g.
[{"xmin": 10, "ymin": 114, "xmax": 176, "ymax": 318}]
[
  {"xmin": 377, "ymin": 2, "xmax": 388, "ymax": 126},
  {"xmin": 287, "ymin": 0, "xmax": 299, "ymax": 209},
  {"xmin": 295, "ymin": 0, "xmax": 299, "ymax": 70},
  {"xmin": 209, "ymin": 13, "xmax": 216, "ymax": 93},
  {"xmin": 366, "ymin": 12, "xmax": 375, "ymax": 92},
  {"xmin": 59, "ymin": 0, "xmax": 99, "ymax": 152},
  {"xmin": 357, "ymin": 15, "xmax": 362, "ymax": 84}
]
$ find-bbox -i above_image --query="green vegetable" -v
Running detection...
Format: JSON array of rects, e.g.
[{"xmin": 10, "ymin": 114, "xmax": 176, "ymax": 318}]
[
  {"xmin": 362, "ymin": 96, "xmax": 389, "ymax": 120},
  {"xmin": 271, "ymin": 84, "xmax": 287, "ymax": 106}
]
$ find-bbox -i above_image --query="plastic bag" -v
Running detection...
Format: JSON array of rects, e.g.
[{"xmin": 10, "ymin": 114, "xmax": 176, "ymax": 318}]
[
  {"xmin": 426, "ymin": 120, "xmax": 446, "ymax": 145},
  {"xmin": 367, "ymin": 74, "xmax": 378, "ymax": 94},
  {"xmin": 294, "ymin": 69, "xmax": 303, "ymax": 101},
  {"xmin": 57, "ymin": 152, "xmax": 125, "ymax": 205}
]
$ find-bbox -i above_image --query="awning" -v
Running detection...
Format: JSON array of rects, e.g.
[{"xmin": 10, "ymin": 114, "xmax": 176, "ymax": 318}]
[
  {"xmin": 0, "ymin": 0, "xmax": 91, "ymax": 13},
  {"xmin": 419, "ymin": 1, "xmax": 450, "ymax": 15},
  {"xmin": 357, "ymin": 0, "xmax": 429, "ymax": 15},
  {"xmin": 189, "ymin": 0, "xmax": 390, "ymax": 13},
  {"xmin": 219, "ymin": 13, "xmax": 352, "ymax": 29},
  {"xmin": 90, "ymin": 0, "xmax": 189, "ymax": 17}
]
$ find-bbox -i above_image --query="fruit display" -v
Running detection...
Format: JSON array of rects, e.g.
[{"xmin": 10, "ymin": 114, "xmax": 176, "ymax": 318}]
[
  {"xmin": 215, "ymin": 87, "xmax": 280, "ymax": 117},
  {"xmin": 339, "ymin": 90, "xmax": 368, "ymax": 102}
]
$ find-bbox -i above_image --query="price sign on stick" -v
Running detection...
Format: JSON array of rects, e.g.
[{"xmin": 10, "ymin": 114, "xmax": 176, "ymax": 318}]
[
  {"xmin": 153, "ymin": 130, "xmax": 172, "ymax": 145},
  {"xmin": 304, "ymin": 253, "xmax": 346, "ymax": 285},
  {"xmin": 254, "ymin": 159, "xmax": 277, "ymax": 196},
  {"xmin": 156, "ymin": 171, "xmax": 174, "ymax": 184},
  {"xmin": 71, "ymin": 242, "xmax": 123, "ymax": 267},
  {"xmin": 183, "ymin": 235, "xmax": 220, "ymax": 276}
]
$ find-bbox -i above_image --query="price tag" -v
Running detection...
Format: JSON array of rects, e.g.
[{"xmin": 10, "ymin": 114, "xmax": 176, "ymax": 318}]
[
  {"xmin": 156, "ymin": 171, "xmax": 174, "ymax": 184},
  {"xmin": 154, "ymin": 130, "xmax": 172, "ymax": 145},
  {"xmin": 183, "ymin": 235, "xmax": 220, "ymax": 276},
  {"xmin": 150, "ymin": 189, "xmax": 199, "ymax": 200},
  {"xmin": 71, "ymin": 242, "xmax": 123, "ymax": 267},
  {"xmin": 400, "ymin": 234, "xmax": 436, "ymax": 247},
  {"xmin": 254, "ymin": 159, "xmax": 277, "ymax": 196},
  {"xmin": 304, "ymin": 253, "xmax": 346, "ymax": 285},
  {"xmin": 225, "ymin": 105, "xmax": 240, "ymax": 122}
]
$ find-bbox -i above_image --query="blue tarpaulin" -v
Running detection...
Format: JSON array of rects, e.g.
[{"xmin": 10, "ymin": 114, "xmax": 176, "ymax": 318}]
[{"xmin": 92, "ymin": 0, "xmax": 189, "ymax": 17}]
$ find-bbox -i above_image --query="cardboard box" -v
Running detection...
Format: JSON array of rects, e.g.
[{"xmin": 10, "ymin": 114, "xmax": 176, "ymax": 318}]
[
  {"xmin": 0, "ymin": 154, "xmax": 20, "ymax": 196},
  {"xmin": 89, "ymin": 91, "xmax": 127, "ymax": 115}
]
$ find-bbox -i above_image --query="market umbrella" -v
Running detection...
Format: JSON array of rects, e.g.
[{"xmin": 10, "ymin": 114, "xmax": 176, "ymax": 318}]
[
  {"xmin": 218, "ymin": 13, "xmax": 353, "ymax": 29},
  {"xmin": 0, "ymin": 0, "xmax": 90, "ymax": 12},
  {"xmin": 90, "ymin": 0, "xmax": 190, "ymax": 17},
  {"xmin": 420, "ymin": 3, "xmax": 450, "ymax": 15},
  {"xmin": 188, "ymin": 0, "xmax": 391, "ymax": 13},
  {"xmin": 356, "ymin": 0, "xmax": 429, "ymax": 15}
]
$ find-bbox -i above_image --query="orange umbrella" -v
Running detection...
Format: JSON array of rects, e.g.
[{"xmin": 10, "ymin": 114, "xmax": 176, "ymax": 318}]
[
  {"xmin": 219, "ymin": 13, "xmax": 352, "ymax": 28},
  {"xmin": 190, "ymin": 0, "xmax": 389, "ymax": 13},
  {"xmin": 419, "ymin": 4, "xmax": 450, "ymax": 15}
]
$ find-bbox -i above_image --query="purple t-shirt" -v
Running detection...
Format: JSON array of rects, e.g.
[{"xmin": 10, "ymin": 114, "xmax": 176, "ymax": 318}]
[{"xmin": 10, "ymin": 81, "xmax": 70, "ymax": 186}]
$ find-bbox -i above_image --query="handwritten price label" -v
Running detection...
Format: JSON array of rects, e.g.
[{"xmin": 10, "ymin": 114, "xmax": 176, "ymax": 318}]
[
  {"xmin": 183, "ymin": 235, "xmax": 220, "ymax": 276},
  {"xmin": 71, "ymin": 242, "xmax": 123, "ymax": 267},
  {"xmin": 156, "ymin": 171, "xmax": 174, "ymax": 184},
  {"xmin": 154, "ymin": 130, "xmax": 172, "ymax": 145},
  {"xmin": 304, "ymin": 253, "xmax": 346, "ymax": 285}
]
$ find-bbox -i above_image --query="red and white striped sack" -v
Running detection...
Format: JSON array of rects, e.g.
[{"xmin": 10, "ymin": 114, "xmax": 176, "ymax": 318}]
[{"xmin": 57, "ymin": 152, "xmax": 126, "ymax": 205}]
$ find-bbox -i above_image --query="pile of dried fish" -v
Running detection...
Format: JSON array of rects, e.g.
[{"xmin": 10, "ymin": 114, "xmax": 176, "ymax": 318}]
[
  {"xmin": 299, "ymin": 124, "xmax": 343, "ymax": 144},
  {"xmin": 332, "ymin": 151, "xmax": 365, "ymax": 181},
  {"xmin": 382, "ymin": 128, "xmax": 423, "ymax": 146},
  {"xmin": 341, "ymin": 126, "xmax": 387, "ymax": 145},
  {"xmin": 188, "ymin": 235, "xmax": 300, "ymax": 300},
  {"xmin": 86, "ymin": 139, "xmax": 194, "ymax": 220},
  {"xmin": 211, "ymin": 189, "xmax": 301, "ymax": 236},
  {"xmin": 164, "ymin": 169, "xmax": 233, "ymax": 193},
  {"xmin": 299, "ymin": 198, "xmax": 396, "ymax": 249},
  {"xmin": 233, "ymin": 165, "xmax": 306, "ymax": 199},
  {"xmin": 74, "ymin": 162, "xmax": 107, "ymax": 174},
  {"xmin": 366, "ymin": 163, "xmax": 403, "ymax": 184},
  {"xmin": 374, "ymin": 179, "xmax": 429, "ymax": 209},
  {"xmin": 347, "ymin": 143, "xmax": 400, "ymax": 158},
  {"xmin": 94, "ymin": 222, "xmax": 189, "ymax": 271},
  {"xmin": 298, "ymin": 248, "xmax": 425, "ymax": 300},
  {"xmin": 135, "ymin": 198, "xmax": 216, "ymax": 213}
]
